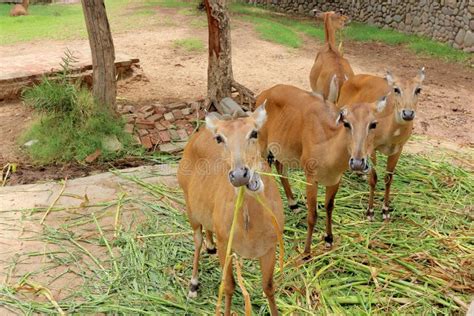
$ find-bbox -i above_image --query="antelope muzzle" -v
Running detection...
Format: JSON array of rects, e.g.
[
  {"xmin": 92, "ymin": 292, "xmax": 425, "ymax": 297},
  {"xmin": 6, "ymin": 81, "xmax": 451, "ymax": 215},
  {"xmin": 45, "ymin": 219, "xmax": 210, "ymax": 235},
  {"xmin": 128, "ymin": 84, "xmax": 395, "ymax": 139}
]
[
  {"xmin": 228, "ymin": 166, "xmax": 251, "ymax": 187},
  {"xmin": 401, "ymin": 109, "xmax": 415, "ymax": 121},
  {"xmin": 349, "ymin": 157, "xmax": 370, "ymax": 173}
]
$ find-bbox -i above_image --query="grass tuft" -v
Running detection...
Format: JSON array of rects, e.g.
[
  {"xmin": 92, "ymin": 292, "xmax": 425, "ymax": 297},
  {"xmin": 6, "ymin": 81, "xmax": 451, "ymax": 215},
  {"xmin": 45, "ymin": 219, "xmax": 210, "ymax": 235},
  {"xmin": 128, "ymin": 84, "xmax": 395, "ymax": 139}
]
[
  {"xmin": 20, "ymin": 53, "xmax": 138, "ymax": 164},
  {"xmin": 173, "ymin": 38, "xmax": 205, "ymax": 52}
]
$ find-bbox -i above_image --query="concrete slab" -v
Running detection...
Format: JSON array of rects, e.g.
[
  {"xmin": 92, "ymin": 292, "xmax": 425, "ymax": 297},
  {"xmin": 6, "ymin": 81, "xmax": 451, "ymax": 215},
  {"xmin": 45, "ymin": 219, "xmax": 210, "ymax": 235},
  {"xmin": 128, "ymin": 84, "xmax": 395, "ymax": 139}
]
[{"xmin": 0, "ymin": 164, "xmax": 179, "ymax": 314}]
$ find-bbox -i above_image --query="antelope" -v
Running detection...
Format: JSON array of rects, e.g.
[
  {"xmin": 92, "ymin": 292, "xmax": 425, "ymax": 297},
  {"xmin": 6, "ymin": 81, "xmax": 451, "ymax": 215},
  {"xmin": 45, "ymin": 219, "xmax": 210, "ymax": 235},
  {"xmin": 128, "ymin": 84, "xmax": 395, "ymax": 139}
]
[
  {"xmin": 10, "ymin": 0, "xmax": 29, "ymax": 16},
  {"xmin": 177, "ymin": 105, "xmax": 284, "ymax": 315},
  {"xmin": 309, "ymin": 11, "xmax": 354, "ymax": 103},
  {"xmin": 256, "ymin": 84, "xmax": 387, "ymax": 255},
  {"xmin": 338, "ymin": 68, "xmax": 425, "ymax": 220}
]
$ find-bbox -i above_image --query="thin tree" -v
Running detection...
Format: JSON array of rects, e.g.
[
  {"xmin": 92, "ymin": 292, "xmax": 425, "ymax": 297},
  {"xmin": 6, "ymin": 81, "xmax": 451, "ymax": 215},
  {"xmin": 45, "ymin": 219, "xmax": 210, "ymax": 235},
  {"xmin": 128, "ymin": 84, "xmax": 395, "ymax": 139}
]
[
  {"xmin": 204, "ymin": 0, "xmax": 255, "ymax": 113},
  {"xmin": 81, "ymin": 0, "xmax": 117, "ymax": 112}
]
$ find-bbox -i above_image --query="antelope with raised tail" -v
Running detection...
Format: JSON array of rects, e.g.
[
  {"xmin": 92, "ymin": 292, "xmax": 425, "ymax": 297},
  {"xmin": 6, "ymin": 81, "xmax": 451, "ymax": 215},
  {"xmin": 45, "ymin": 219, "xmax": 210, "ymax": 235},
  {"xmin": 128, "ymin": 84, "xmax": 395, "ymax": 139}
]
[
  {"xmin": 177, "ymin": 104, "xmax": 284, "ymax": 315},
  {"xmin": 256, "ymin": 84, "xmax": 387, "ymax": 256},
  {"xmin": 338, "ymin": 68, "xmax": 425, "ymax": 220},
  {"xmin": 309, "ymin": 11, "xmax": 354, "ymax": 103}
]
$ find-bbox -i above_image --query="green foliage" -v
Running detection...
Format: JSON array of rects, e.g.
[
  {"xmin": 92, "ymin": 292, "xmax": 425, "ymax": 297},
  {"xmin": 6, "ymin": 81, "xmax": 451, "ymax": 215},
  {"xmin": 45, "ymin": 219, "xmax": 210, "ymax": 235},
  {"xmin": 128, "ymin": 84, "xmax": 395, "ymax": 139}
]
[
  {"xmin": 173, "ymin": 38, "xmax": 205, "ymax": 52},
  {"xmin": 20, "ymin": 53, "xmax": 139, "ymax": 164}
]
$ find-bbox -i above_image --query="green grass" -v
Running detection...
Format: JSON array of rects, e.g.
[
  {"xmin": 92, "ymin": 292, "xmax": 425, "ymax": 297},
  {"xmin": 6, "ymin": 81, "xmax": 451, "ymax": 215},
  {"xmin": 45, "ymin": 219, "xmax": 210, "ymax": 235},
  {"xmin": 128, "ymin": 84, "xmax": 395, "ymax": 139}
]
[
  {"xmin": 229, "ymin": 2, "xmax": 471, "ymax": 63},
  {"xmin": 20, "ymin": 56, "xmax": 139, "ymax": 164},
  {"xmin": 173, "ymin": 38, "xmax": 205, "ymax": 52},
  {"xmin": 0, "ymin": 150, "xmax": 472, "ymax": 314}
]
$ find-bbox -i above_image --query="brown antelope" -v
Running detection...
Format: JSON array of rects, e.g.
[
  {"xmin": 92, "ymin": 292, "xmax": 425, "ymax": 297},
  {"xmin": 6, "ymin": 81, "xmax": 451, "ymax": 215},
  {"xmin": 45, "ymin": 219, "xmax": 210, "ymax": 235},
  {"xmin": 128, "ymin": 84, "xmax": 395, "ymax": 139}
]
[
  {"xmin": 309, "ymin": 11, "xmax": 354, "ymax": 103},
  {"xmin": 10, "ymin": 0, "xmax": 29, "ymax": 16},
  {"xmin": 338, "ymin": 68, "xmax": 425, "ymax": 220},
  {"xmin": 256, "ymin": 84, "xmax": 387, "ymax": 255},
  {"xmin": 177, "ymin": 105, "xmax": 284, "ymax": 315}
]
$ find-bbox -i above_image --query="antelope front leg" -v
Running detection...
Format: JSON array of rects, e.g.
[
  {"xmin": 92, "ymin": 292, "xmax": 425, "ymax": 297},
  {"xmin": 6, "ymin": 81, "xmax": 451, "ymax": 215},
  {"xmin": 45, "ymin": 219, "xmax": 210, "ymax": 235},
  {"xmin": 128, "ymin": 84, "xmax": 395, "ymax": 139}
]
[
  {"xmin": 188, "ymin": 225, "xmax": 203, "ymax": 298},
  {"xmin": 303, "ymin": 178, "xmax": 318, "ymax": 256},
  {"xmin": 275, "ymin": 160, "xmax": 297, "ymax": 210},
  {"xmin": 324, "ymin": 182, "xmax": 340, "ymax": 248},
  {"xmin": 217, "ymin": 240, "xmax": 235, "ymax": 316},
  {"xmin": 259, "ymin": 247, "xmax": 278, "ymax": 316},
  {"xmin": 367, "ymin": 152, "xmax": 378, "ymax": 220},
  {"xmin": 383, "ymin": 151, "xmax": 402, "ymax": 220}
]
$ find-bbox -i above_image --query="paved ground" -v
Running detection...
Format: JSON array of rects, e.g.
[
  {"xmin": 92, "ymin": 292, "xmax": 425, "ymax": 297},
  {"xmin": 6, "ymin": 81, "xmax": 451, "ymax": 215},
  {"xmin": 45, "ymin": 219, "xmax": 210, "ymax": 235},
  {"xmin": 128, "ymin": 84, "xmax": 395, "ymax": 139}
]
[{"xmin": 0, "ymin": 164, "xmax": 178, "ymax": 314}]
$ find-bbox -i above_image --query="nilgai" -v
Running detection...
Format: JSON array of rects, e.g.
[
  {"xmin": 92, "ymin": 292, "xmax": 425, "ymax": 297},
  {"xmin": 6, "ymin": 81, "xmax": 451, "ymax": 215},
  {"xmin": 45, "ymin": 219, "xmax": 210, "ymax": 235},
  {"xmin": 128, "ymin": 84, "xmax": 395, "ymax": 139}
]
[
  {"xmin": 178, "ymin": 104, "xmax": 284, "ymax": 315},
  {"xmin": 309, "ymin": 11, "xmax": 354, "ymax": 103},
  {"xmin": 338, "ymin": 68, "xmax": 425, "ymax": 220},
  {"xmin": 256, "ymin": 84, "xmax": 387, "ymax": 256},
  {"xmin": 10, "ymin": 0, "xmax": 29, "ymax": 16}
]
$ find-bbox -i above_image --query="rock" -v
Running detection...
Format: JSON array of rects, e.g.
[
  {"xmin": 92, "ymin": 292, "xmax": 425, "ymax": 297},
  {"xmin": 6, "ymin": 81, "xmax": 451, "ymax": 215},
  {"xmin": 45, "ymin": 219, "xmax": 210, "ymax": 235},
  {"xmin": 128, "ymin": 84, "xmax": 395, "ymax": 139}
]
[
  {"xmin": 85, "ymin": 149, "xmax": 101, "ymax": 163},
  {"xmin": 140, "ymin": 135, "xmax": 153, "ymax": 150},
  {"xmin": 393, "ymin": 15, "xmax": 402, "ymax": 23},
  {"xmin": 164, "ymin": 112, "xmax": 175, "ymax": 122},
  {"xmin": 23, "ymin": 139, "xmax": 39, "ymax": 147},
  {"xmin": 158, "ymin": 131, "xmax": 171, "ymax": 142},
  {"xmin": 219, "ymin": 97, "xmax": 246, "ymax": 116},
  {"xmin": 124, "ymin": 124, "xmax": 134, "ymax": 134},
  {"xmin": 159, "ymin": 142, "xmax": 186, "ymax": 154},
  {"xmin": 463, "ymin": 31, "xmax": 474, "ymax": 47},
  {"xmin": 470, "ymin": 20, "xmax": 474, "ymax": 31},
  {"xmin": 169, "ymin": 129, "xmax": 180, "ymax": 141},
  {"xmin": 455, "ymin": 29, "xmax": 466, "ymax": 45},
  {"xmin": 102, "ymin": 135, "xmax": 122, "ymax": 152}
]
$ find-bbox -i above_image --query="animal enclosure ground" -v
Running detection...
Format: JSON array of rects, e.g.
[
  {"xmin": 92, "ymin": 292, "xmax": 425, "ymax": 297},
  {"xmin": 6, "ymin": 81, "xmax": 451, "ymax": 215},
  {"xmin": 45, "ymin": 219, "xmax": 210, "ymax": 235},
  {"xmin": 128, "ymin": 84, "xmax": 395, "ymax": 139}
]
[
  {"xmin": 0, "ymin": 0, "xmax": 472, "ymax": 170},
  {"xmin": 0, "ymin": 154, "xmax": 472, "ymax": 314}
]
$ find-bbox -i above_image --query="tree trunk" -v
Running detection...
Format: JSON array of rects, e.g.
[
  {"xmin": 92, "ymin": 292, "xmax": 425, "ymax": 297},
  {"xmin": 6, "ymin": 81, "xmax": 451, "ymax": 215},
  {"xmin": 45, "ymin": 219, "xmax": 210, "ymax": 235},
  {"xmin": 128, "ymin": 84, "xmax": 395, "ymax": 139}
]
[
  {"xmin": 81, "ymin": 0, "xmax": 117, "ymax": 112},
  {"xmin": 204, "ymin": 0, "xmax": 233, "ymax": 113}
]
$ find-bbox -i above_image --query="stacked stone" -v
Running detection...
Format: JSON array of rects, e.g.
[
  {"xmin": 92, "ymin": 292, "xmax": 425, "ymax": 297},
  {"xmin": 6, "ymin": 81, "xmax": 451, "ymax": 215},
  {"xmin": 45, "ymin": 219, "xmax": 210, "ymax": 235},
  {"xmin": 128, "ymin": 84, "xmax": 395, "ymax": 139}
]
[
  {"xmin": 252, "ymin": 0, "xmax": 473, "ymax": 52},
  {"xmin": 119, "ymin": 101, "xmax": 205, "ymax": 153}
]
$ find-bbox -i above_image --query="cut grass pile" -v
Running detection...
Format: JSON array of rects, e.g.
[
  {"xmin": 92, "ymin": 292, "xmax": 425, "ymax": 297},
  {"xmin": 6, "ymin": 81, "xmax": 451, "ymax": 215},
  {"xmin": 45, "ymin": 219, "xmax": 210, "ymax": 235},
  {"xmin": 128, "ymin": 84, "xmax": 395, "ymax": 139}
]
[
  {"xmin": 20, "ymin": 54, "xmax": 138, "ymax": 164},
  {"xmin": 0, "ymin": 151, "xmax": 472, "ymax": 314},
  {"xmin": 173, "ymin": 38, "xmax": 205, "ymax": 52},
  {"xmin": 229, "ymin": 2, "xmax": 471, "ymax": 63}
]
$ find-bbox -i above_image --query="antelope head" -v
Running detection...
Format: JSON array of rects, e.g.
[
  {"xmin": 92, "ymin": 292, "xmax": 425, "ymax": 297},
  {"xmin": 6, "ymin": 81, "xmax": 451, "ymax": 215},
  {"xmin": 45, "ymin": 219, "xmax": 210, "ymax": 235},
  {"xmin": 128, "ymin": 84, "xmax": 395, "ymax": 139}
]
[
  {"xmin": 314, "ymin": 10, "xmax": 351, "ymax": 30},
  {"xmin": 385, "ymin": 68, "xmax": 425, "ymax": 124},
  {"xmin": 205, "ymin": 101, "xmax": 267, "ymax": 192},
  {"xmin": 337, "ymin": 96, "xmax": 388, "ymax": 173}
]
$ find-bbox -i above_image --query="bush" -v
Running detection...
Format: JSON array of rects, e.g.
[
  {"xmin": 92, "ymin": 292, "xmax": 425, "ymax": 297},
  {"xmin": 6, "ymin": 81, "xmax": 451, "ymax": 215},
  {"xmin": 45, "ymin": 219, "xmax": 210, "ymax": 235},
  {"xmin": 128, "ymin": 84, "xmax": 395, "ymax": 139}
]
[{"xmin": 21, "ymin": 53, "xmax": 139, "ymax": 164}]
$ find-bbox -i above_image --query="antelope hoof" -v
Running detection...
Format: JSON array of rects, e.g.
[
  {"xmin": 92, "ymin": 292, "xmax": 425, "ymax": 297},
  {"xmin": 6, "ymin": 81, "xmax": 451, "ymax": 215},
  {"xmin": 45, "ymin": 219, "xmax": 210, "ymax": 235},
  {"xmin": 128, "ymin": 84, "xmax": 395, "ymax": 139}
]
[
  {"xmin": 206, "ymin": 246, "xmax": 217, "ymax": 254},
  {"xmin": 382, "ymin": 206, "xmax": 391, "ymax": 221},
  {"xmin": 366, "ymin": 208, "xmax": 375, "ymax": 221},
  {"xmin": 288, "ymin": 201, "xmax": 302, "ymax": 212},
  {"xmin": 302, "ymin": 252, "xmax": 311, "ymax": 261},
  {"xmin": 324, "ymin": 234, "xmax": 333, "ymax": 249},
  {"xmin": 188, "ymin": 279, "xmax": 199, "ymax": 298},
  {"xmin": 188, "ymin": 290, "xmax": 198, "ymax": 299}
]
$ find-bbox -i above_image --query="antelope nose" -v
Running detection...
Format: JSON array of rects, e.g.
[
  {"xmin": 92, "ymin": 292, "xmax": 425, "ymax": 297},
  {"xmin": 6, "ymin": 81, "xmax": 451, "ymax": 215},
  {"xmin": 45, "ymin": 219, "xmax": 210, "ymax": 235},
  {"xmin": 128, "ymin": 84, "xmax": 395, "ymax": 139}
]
[
  {"xmin": 349, "ymin": 157, "xmax": 369, "ymax": 172},
  {"xmin": 228, "ymin": 166, "xmax": 250, "ymax": 187},
  {"xmin": 401, "ymin": 109, "xmax": 415, "ymax": 121}
]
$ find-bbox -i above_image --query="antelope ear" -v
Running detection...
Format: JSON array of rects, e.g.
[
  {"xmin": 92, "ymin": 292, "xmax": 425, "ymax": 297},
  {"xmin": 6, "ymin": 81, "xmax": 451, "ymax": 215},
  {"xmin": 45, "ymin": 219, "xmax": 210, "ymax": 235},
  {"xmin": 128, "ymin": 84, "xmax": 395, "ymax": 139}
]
[
  {"xmin": 251, "ymin": 99, "xmax": 267, "ymax": 129},
  {"xmin": 416, "ymin": 67, "xmax": 425, "ymax": 83},
  {"xmin": 336, "ymin": 108, "xmax": 347, "ymax": 125},
  {"xmin": 385, "ymin": 70, "xmax": 394, "ymax": 86},
  {"xmin": 376, "ymin": 96, "xmax": 388, "ymax": 113},
  {"xmin": 205, "ymin": 112, "xmax": 221, "ymax": 134},
  {"xmin": 327, "ymin": 74, "xmax": 339, "ymax": 104}
]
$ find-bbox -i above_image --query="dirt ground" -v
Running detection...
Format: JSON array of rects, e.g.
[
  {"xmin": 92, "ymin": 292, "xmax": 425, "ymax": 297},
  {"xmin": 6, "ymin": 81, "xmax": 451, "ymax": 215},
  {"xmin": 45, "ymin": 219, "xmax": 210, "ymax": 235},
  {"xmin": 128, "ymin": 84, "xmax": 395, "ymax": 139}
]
[{"xmin": 0, "ymin": 6, "xmax": 472, "ymax": 173}]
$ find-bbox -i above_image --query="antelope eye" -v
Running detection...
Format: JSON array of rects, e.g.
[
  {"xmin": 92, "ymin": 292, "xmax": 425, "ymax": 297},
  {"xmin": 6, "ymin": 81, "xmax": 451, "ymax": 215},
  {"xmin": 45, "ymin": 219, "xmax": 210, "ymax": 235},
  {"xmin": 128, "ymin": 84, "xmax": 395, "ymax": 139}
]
[
  {"xmin": 343, "ymin": 121, "xmax": 351, "ymax": 129},
  {"xmin": 414, "ymin": 87, "xmax": 422, "ymax": 95},
  {"xmin": 249, "ymin": 130, "xmax": 258, "ymax": 139},
  {"xmin": 394, "ymin": 87, "xmax": 401, "ymax": 94},
  {"xmin": 369, "ymin": 122, "xmax": 378, "ymax": 129},
  {"xmin": 215, "ymin": 135, "xmax": 224, "ymax": 144}
]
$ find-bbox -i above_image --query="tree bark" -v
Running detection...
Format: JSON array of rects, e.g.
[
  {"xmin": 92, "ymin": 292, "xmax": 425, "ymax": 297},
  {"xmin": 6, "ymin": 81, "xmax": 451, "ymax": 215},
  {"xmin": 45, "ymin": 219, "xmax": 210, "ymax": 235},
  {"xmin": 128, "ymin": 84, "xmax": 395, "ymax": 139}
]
[
  {"xmin": 204, "ymin": 0, "xmax": 233, "ymax": 113},
  {"xmin": 81, "ymin": 0, "xmax": 117, "ymax": 112}
]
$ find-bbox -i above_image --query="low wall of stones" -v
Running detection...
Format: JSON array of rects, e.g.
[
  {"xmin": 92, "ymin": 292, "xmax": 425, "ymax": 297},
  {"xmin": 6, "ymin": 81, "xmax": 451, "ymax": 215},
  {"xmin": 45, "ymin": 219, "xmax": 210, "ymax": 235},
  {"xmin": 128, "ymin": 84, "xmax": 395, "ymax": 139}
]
[{"xmin": 249, "ymin": 0, "xmax": 474, "ymax": 52}]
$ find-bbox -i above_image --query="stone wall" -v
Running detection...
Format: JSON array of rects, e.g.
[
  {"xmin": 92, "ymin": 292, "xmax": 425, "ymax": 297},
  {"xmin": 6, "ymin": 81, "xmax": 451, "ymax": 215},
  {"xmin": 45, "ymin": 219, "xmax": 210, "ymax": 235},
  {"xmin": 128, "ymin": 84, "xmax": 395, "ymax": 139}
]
[{"xmin": 249, "ymin": 0, "xmax": 474, "ymax": 52}]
